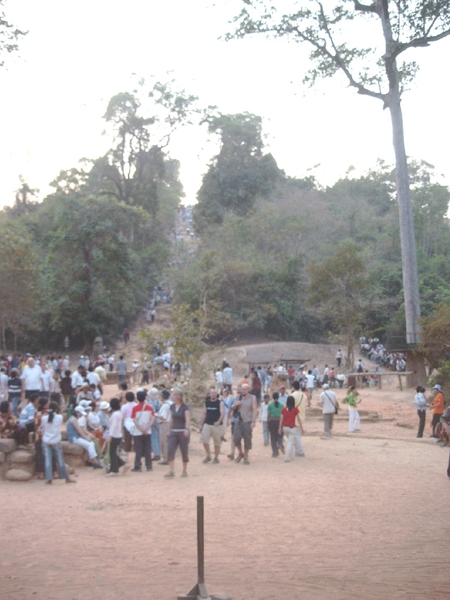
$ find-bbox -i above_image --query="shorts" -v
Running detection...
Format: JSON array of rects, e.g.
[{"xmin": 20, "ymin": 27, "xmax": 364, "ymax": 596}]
[
  {"xmin": 233, "ymin": 420, "xmax": 252, "ymax": 450},
  {"xmin": 167, "ymin": 431, "xmax": 189, "ymax": 463},
  {"xmin": 199, "ymin": 423, "xmax": 223, "ymax": 446}
]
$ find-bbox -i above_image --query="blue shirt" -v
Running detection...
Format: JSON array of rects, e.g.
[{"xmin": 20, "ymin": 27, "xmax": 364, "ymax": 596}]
[{"xmin": 19, "ymin": 403, "xmax": 36, "ymax": 426}]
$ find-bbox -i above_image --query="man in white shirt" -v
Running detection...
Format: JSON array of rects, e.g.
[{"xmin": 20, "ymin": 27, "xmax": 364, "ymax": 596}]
[
  {"xmin": 222, "ymin": 363, "xmax": 233, "ymax": 393},
  {"xmin": 71, "ymin": 365, "xmax": 86, "ymax": 391},
  {"xmin": 318, "ymin": 384, "xmax": 339, "ymax": 439},
  {"xmin": 21, "ymin": 357, "xmax": 44, "ymax": 400},
  {"xmin": 40, "ymin": 362, "xmax": 55, "ymax": 399},
  {"xmin": 156, "ymin": 389, "xmax": 173, "ymax": 465},
  {"xmin": 87, "ymin": 367, "xmax": 103, "ymax": 393}
]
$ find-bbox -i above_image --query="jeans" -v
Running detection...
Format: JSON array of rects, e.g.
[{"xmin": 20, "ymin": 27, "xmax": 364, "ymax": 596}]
[
  {"xmin": 133, "ymin": 434, "xmax": 152, "ymax": 469},
  {"xmin": 43, "ymin": 441, "xmax": 69, "ymax": 481},
  {"xmin": 268, "ymin": 420, "xmax": 282, "ymax": 456},
  {"xmin": 151, "ymin": 424, "xmax": 160, "ymax": 457},
  {"xmin": 262, "ymin": 421, "xmax": 269, "ymax": 445},
  {"xmin": 417, "ymin": 410, "xmax": 426, "ymax": 437},
  {"xmin": 10, "ymin": 395, "xmax": 21, "ymax": 417}
]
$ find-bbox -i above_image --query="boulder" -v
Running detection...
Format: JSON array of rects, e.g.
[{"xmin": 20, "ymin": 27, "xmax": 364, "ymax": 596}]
[
  {"xmin": 5, "ymin": 469, "xmax": 33, "ymax": 482},
  {"xmin": 0, "ymin": 438, "xmax": 17, "ymax": 453},
  {"xmin": 61, "ymin": 441, "xmax": 85, "ymax": 455},
  {"xmin": 0, "ymin": 451, "xmax": 5, "ymax": 464},
  {"xmin": 10, "ymin": 450, "xmax": 34, "ymax": 464},
  {"xmin": 62, "ymin": 441, "xmax": 87, "ymax": 468}
]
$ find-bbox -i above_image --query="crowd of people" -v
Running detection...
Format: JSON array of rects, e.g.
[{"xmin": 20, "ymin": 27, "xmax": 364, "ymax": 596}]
[{"xmin": 1, "ymin": 350, "xmax": 449, "ymax": 481}]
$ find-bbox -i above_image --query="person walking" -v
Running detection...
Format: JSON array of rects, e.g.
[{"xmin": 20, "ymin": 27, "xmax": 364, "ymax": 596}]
[
  {"xmin": 231, "ymin": 383, "xmax": 257, "ymax": 465},
  {"xmin": 106, "ymin": 398, "xmax": 129, "ymax": 477},
  {"xmin": 116, "ymin": 356, "xmax": 127, "ymax": 387},
  {"xmin": 267, "ymin": 392, "xmax": 284, "ymax": 457},
  {"xmin": 414, "ymin": 386, "xmax": 427, "ymax": 438},
  {"xmin": 318, "ymin": 383, "xmax": 339, "ymax": 439},
  {"xmin": 279, "ymin": 396, "xmax": 300, "ymax": 462},
  {"xmin": 199, "ymin": 389, "xmax": 224, "ymax": 464},
  {"xmin": 156, "ymin": 389, "xmax": 172, "ymax": 465},
  {"xmin": 165, "ymin": 389, "xmax": 190, "ymax": 478},
  {"xmin": 131, "ymin": 390, "xmax": 154, "ymax": 472},
  {"xmin": 259, "ymin": 394, "xmax": 270, "ymax": 446}
]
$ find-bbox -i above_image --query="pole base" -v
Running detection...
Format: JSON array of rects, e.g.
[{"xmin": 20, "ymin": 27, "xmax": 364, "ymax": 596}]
[{"xmin": 178, "ymin": 582, "xmax": 210, "ymax": 600}]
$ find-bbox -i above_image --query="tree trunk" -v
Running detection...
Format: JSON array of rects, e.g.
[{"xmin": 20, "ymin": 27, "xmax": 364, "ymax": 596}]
[{"xmin": 388, "ymin": 97, "xmax": 421, "ymax": 345}]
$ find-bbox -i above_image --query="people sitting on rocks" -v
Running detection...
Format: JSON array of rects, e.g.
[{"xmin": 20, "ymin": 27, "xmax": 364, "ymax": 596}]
[{"xmin": 0, "ymin": 400, "xmax": 29, "ymax": 449}]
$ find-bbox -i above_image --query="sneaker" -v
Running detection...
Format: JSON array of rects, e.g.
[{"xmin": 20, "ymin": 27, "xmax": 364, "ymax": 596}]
[
  {"xmin": 203, "ymin": 456, "xmax": 212, "ymax": 464},
  {"xmin": 131, "ymin": 467, "xmax": 142, "ymax": 472},
  {"xmin": 153, "ymin": 456, "xmax": 161, "ymax": 461},
  {"xmin": 158, "ymin": 461, "xmax": 169, "ymax": 465},
  {"xmin": 243, "ymin": 458, "xmax": 250, "ymax": 465},
  {"xmin": 227, "ymin": 454, "xmax": 235, "ymax": 460},
  {"xmin": 213, "ymin": 457, "xmax": 219, "ymax": 464},
  {"xmin": 164, "ymin": 471, "xmax": 174, "ymax": 478},
  {"xmin": 106, "ymin": 472, "xmax": 118, "ymax": 477},
  {"xmin": 181, "ymin": 472, "xmax": 188, "ymax": 477}
]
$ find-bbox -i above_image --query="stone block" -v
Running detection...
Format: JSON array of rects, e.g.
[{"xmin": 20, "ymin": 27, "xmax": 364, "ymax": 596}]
[
  {"xmin": 5, "ymin": 469, "xmax": 33, "ymax": 481},
  {"xmin": 10, "ymin": 450, "xmax": 34, "ymax": 464},
  {"xmin": 0, "ymin": 438, "xmax": 17, "ymax": 453},
  {"xmin": 62, "ymin": 441, "xmax": 85, "ymax": 455}
]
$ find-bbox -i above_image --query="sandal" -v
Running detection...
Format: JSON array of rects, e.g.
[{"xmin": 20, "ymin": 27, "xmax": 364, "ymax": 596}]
[{"xmin": 235, "ymin": 454, "xmax": 244, "ymax": 463}]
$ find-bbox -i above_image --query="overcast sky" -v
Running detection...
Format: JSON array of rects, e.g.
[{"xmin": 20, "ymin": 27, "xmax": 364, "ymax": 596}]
[{"xmin": 1, "ymin": 0, "xmax": 449, "ymax": 208}]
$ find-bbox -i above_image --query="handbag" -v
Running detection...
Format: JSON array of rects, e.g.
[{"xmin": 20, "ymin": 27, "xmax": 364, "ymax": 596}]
[{"xmin": 325, "ymin": 392, "xmax": 339, "ymax": 414}]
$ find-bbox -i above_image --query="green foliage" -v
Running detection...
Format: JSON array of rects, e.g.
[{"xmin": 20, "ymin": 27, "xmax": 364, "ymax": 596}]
[
  {"xmin": 193, "ymin": 113, "xmax": 283, "ymax": 229},
  {"xmin": 419, "ymin": 304, "xmax": 450, "ymax": 371}
]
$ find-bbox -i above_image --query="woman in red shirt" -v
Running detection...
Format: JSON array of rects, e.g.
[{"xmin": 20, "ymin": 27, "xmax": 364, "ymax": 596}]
[{"xmin": 279, "ymin": 396, "xmax": 299, "ymax": 463}]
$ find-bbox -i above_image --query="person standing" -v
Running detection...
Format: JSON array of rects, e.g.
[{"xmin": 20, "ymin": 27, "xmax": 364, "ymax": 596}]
[
  {"xmin": 41, "ymin": 401, "xmax": 76, "ymax": 484},
  {"xmin": 222, "ymin": 362, "xmax": 233, "ymax": 393},
  {"xmin": 318, "ymin": 383, "xmax": 339, "ymax": 439},
  {"xmin": 305, "ymin": 370, "xmax": 315, "ymax": 406},
  {"xmin": 251, "ymin": 370, "xmax": 262, "ymax": 404},
  {"xmin": 336, "ymin": 349, "xmax": 343, "ymax": 368},
  {"xmin": 199, "ymin": 389, "xmax": 224, "ymax": 464},
  {"xmin": 156, "ymin": 389, "xmax": 172, "ymax": 465},
  {"xmin": 343, "ymin": 386, "xmax": 361, "ymax": 433},
  {"xmin": 259, "ymin": 393, "xmax": 270, "ymax": 446},
  {"xmin": 278, "ymin": 385, "xmax": 289, "ymax": 405},
  {"xmin": 414, "ymin": 386, "xmax": 427, "ymax": 438},
  {"xmin": 121, "ymin": 391, "xmax": 137, "ymax": 452},
  {"xmin": 131, "ymin": 390, "xmax": 154, "ymax": 472},
  {"xmin": 7, "ymin": 368, "xmax": 22, "ymax": 416},
  {"xmin": 165, "ymin": 389, "xmax": 190, "ymax": 478},
  {"xmin": 20, "ymin": 357, "xmax": 44, "ymax": 403},
  {"xmin": 147, "ymin": 388, "xmax": 162, "ymax": 461},
  {"xmin": 106, "ymin": 398, "xmax": 129, "ymax": 477},
  {"xmin": 290, "ymin": 381, "xmax": 307, "ymax": 456},
  {"xmin": 231, "ymin": 383, "xmax": 257, "ymax": 465},
  {"xmin": 430, "ymin": 384, "xmax": 444, "ymax": 438}
]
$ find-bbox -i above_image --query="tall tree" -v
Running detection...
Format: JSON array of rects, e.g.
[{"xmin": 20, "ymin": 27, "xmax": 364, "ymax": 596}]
[
  {"xmin": 194, "ymin": 113, "xmax": 283, "ymax": 229},
  {"xmin": 230, "ymin": 0, "xmax": 450, "ymax": 346}
]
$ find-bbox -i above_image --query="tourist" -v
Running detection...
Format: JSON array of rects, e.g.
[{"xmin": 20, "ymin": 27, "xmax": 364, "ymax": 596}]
[
  {"xmin": 226, "ymin": 385, "xmax": 240, "ymax": 460},
  {"xmin": 42, "ymin": 401, "xmax": 76, "ymax": 484},
  {"xmin": 318, "ymin": 383, "xmax": 339, "ymax": 439},
  {"xmin": 165, "ymin": 389, "xmax": 190, "ymax": 478},
  {"xmin": 156, "ymin": 389, "xmax": 172, "ymax": 465},
  {"xmin": 131, "ymin": 390, "xmax": 154, "ymax": 472},
  {"xmin": 21, "ymin": 357, "xmax": 44, "ymax": 401},
  {"xmin": 278, "ymin": 385, "xmax": 289, "ymax": 405},
  {"xmin": 414, "ymin": 386, "xmax": 427, "ymax": 438},
  {"xmin": 199, "ymin": 388, "xmax": 224, "ymax": 464},
  {"xmin": 250, "ymin": 369, "xmax": 262, "ymax": 404},
  {"xmin": 147, "ymin": 387, "xmax": 162, "ymax": 461},
  {"xmin": 267, "ymin": 392, "xmax": 283, "ymax": 457},
  {"xmin": 7, "ymin": 368, "xmax": 22, "ymax": 416},
  {"xmin": 19, "ymin": 393, "xmax": 40, "ymax": 434},
  {"xmin": 430, "ymin": 384, "xmax": 444, "ymax": 438},
  {"xmin": 305, "ymin": 370, "xmax": 315, "ymax": 405},
  {"xmin": 259, "ymin": 393, "xmax": 270, "ymax": 446},
  {"xmin": 222, "ymin": 362, "xmax": 233, "ymax": 393},
  {"xmin": 0, "ymin": 400, "xmax": 29, "ymax": 449},
  {"xmin": 106, "ymin": 398, "xmax": 129, "ymax": 477},
  {"xmin": 121, "ymin": 391, "xmax": 136, "ymax": 452},
  {"xmin": 336, "ymin": 349, "xmax": 343, "ymax": 367},
  {"xmin": 116, "ymin": 355, "xmax": 127, "ymax": 387},
  {"xmin": 290, "ymin": 381, "xmax": 307, "ymax": 456},
  {"xmin": 66, "ymin": 406, "xmax": 102, "ymax": 468},
  {"xmin": 59, "ymin": 370, "xmax": 73, "ymax": 410},
  {"xmin": 231, "ymin": 383, "xmax": 257, "ymax": 465},
  {"xmin": 343, "ymin": 386, "xmax": 361, "ymax": 433},
  {"xmin": 34, "ymin": 397, "xmax": 49, "ymax": 480},
  {"xmin": 279, "ymin": 396, "xmax": 301, "ymax": 462}
]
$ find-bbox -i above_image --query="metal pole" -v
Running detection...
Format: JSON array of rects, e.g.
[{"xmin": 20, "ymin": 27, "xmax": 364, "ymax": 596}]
[{"xmin": 197, "ymin": 495, "xmax": 205, "ymax": 584}]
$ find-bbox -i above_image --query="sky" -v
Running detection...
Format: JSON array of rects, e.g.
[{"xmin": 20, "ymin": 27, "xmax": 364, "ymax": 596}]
[{"xmin": 1, "ymin": 0, "xmax": 449, "ymax": 208}]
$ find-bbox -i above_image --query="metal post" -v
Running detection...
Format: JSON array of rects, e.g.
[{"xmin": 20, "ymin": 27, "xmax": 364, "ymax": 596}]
[{"xmin": 178, "ymin": 496, "xmax": 209, "ymax": 600}]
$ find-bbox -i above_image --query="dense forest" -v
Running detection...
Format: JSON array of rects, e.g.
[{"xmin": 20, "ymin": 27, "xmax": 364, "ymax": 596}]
[{"xmin": 2, "ymin": 97, "xmax": 449, "ymax": 354}]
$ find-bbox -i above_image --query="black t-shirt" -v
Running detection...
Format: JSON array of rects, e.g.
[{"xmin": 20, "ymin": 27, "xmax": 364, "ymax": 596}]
[
  {"xmin": 204, "ymin": 399, "xmax": 221, "ymax": 425},
  {"xmin": 170, "ymin": 403, "xmax": 190, "ymax": 429},
  {"xmin": 8, "ymin": 376, "xmax": 21, "ymax": 396}
]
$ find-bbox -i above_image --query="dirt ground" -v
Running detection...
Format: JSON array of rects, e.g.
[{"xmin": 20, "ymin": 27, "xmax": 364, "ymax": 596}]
[{"xmin": 1, "ymin": 347, "xmax": 450, "ymax": 600}]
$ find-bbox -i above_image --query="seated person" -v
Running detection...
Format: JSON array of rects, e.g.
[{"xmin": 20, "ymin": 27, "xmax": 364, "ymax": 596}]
[{"xmin": 0, "ymin": 400, "xmax": 29, "ymax": 449}]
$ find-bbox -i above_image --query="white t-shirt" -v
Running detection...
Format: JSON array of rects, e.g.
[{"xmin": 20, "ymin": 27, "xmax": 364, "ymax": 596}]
[
  {"xmin": 42, "ymin": 414, "xmax": 63, "ymax": 444},
  {"xmin": 306, "ymin": 374, "xmax": 315, "ymax": 388},
  {"xmin": 42, "ymin": 370, "xmax": 54, "ymax": 392},
  {"xmin": 21, "ymin": 365, "xmax": 44, "ymax": 390},
  {"xmin": 86, "ymin": 372, "xmax": 101, "ymax": 387}
]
